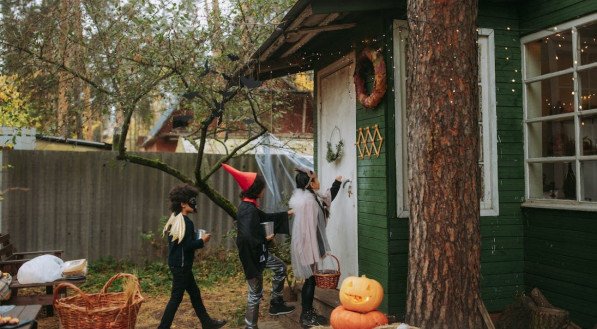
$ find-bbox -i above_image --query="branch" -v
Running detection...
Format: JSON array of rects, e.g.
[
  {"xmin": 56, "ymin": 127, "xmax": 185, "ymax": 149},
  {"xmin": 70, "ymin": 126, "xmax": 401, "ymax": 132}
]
[
  {"xmin": 0, "ymin": 41, "xmax": 113, "ymax": 96},
  {"xmin": 116, "ymin": 153, "xmax": 194, "ymax": 185},
  {"xmin": 202, "ymin": 91, "xmax": 268, "ymax": 181}
]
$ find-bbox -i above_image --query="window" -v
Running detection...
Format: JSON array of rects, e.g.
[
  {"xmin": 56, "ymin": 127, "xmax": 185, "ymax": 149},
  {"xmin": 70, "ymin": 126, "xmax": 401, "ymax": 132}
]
[
  {"xmin": 393, "ymin": 21, "xmax": 499, "ymax": 217},
  {"xmin": 522, "ymin": 13, "xmax": 597, "ymax": 209}
]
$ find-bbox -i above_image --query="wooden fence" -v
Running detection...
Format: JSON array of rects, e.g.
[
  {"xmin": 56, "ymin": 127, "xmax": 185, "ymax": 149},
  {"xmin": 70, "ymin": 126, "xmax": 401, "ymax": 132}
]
[{"xmin": 0, "ymin": 150, "xmax": 295, "ymax": 262}]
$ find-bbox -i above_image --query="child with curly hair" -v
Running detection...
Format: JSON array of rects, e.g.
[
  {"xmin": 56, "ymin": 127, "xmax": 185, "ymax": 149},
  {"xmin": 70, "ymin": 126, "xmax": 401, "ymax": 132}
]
[{"xmin": 158, "ymin": 184, "xmax": 226, "ymax": 329}]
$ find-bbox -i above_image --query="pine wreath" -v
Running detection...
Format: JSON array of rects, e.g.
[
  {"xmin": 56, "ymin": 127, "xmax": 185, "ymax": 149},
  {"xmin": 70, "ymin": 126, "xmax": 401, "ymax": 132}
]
[{"xmin": 326, "ymin": 140, "xmax": 344, "ymax": 163}]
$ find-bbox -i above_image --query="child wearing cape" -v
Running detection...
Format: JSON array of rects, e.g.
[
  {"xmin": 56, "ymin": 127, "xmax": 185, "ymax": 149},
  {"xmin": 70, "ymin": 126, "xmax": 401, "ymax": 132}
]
[{"xmin": 289, "ymin": 168, "xmax": 342, "ymax": 327}]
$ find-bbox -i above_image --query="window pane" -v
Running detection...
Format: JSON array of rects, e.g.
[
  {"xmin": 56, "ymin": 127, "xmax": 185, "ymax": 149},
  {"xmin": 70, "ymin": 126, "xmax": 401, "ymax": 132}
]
[
  {"xmin": 525, "ymin": 30, "xmax": 573, "ymax": 79},
  {"xmin": 528, "ymin": 119, "xmax": 575, "ymax": 157},
  {"xmin": 578, "ymin": 22, "xmax": 597, "ymax": 66},
  {"xmin": 581, "ymin": 114, "xmax": 597, "ymax": 155},
  {"xmin": 526, "ymin": 74, "xmax": 574, "ymax": 119},
  {"xmin": 529, "ymin": 162, "xmax": 577, "ymax": 200},
  {"xmin": 581, "ymin": 160, "xmax": 597, "ymax": 201},
  {"xmin": 579, "ymin": 67, "xmax": 597, "ymax": 111}
]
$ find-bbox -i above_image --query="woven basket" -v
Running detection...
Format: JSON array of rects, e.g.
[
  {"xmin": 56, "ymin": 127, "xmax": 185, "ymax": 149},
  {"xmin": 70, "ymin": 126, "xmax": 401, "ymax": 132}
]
[
  {"xmin": 53, "ymin": 273, "xmax": 144, "ymax": 329},
  {"xmin": 314, "ymin": 254, "xmax": 341, "ymax": 289}
]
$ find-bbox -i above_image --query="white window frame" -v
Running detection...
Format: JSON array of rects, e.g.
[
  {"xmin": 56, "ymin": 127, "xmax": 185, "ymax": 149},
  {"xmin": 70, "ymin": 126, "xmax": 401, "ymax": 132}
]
[
  {"xmin": 393, "ymin": 20, "xmax": 499, "ymax": 217},
  {"xmin": 521, "ymin": 13, "xmax": 597, "ymax": 211}
]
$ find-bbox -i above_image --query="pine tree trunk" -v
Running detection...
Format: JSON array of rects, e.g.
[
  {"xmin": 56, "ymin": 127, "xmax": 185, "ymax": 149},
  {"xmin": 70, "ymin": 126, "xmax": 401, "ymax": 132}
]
[
  {"xmin": 57, "ymin": 0, "xmax": 71, "ymax": 137},
  {"xmin": 405, "ymin": 0, "xmax": 482, "ymax": 328}
]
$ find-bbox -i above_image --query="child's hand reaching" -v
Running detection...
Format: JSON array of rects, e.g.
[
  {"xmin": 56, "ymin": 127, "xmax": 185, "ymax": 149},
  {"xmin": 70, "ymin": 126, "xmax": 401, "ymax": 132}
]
[
  {"xmin": 335, "ymin": 176, "xmax": 343, "ymax": 182},
  {"xmin": 266, "ymin": 234, "xmax": 275, "ymax": 241}
]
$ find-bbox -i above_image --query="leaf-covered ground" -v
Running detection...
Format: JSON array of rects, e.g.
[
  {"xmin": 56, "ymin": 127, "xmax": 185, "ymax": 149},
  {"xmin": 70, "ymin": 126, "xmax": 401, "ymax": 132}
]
[{"xmin": 36, "ymin": 250, "xmax": 286, "ymax": 328}]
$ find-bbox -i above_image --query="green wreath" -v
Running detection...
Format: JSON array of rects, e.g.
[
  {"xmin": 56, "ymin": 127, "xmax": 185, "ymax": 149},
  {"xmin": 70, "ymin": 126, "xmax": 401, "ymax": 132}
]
[
  {"xmin": 326, "ymin": 126, "xmax": 344, "ymax": 163},
  {"xmin": 326, "ymin": 139, "xmax": 344, "ymax": 163}
]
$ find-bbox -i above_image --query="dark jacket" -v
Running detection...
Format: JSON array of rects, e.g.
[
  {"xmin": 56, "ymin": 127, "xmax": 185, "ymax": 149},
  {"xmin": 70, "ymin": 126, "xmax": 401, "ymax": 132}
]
[
  {"xmin": 167, "ymin": 215, "xmax": 204, "ymax": 268},
  {"xmin": 236, "ymin": 201, "xmax": 289, "ymax": 279}
]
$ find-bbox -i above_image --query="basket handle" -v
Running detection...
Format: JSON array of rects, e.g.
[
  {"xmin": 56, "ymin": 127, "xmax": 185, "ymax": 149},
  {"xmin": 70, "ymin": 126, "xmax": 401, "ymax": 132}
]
[
  {"xmin": 100, "ymin": 273, "xmax": 140, "ymax": 294},
  {"xmin": 53, "ymin": 281, "xmax": 93, "ymax": 308},
  {"xmin": 315, "ymin": 253, "xmax": 340, "ymax": 272}
]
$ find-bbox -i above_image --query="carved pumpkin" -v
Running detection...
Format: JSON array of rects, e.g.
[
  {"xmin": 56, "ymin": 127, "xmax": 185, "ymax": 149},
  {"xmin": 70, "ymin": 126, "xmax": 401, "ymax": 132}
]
[
  {"xmin": 330, "ymin": 305, "xmax": 388, "ymax": 329},
  {"xmin": 339, "ymin": 275, "xmax": 384, "ymax": 313}
]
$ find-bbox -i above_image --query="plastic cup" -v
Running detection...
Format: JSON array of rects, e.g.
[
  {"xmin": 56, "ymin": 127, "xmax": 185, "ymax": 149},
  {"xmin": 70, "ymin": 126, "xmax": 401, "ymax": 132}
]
[
  {"xmin": 195, "ymin": 229, "xmax": 207, "ymax": 240},
  {"xmin": 261, "ymin": 222, "xmax": 274, "ymax": 236}
]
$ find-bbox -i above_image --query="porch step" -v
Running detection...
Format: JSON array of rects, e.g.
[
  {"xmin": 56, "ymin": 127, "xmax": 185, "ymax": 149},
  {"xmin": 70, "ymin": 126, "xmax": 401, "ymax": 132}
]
[{"xmin": 279, "ymin": 282, "xmax": 341, "ymax": 328}]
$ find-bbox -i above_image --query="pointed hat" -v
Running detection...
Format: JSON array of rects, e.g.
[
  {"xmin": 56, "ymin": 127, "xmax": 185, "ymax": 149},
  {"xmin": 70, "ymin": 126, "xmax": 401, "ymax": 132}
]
[{"xmin": 221, "ymin": 163, "xmax": 257, "ymax": 192}]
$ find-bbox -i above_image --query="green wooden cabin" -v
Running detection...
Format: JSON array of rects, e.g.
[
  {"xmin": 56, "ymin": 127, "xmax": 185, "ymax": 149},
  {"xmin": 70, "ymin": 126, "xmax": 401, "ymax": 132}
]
[{"xmin": 249, "ymin": 0, "xmax": 597, "ymax": 326}]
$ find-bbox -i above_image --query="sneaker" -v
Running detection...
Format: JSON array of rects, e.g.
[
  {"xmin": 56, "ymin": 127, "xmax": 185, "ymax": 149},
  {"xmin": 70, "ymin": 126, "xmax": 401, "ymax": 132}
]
[
  {"xmin": 269, "ymin": 301, "xmax": 295, "ymax": 315},
  {"xmin": 201, "ymin": 318, "xmax": 227, "ymax": 329}
]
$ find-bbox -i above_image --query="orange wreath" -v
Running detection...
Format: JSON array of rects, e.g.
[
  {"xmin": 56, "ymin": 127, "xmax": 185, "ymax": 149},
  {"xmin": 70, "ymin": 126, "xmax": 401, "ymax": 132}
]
[{"xmin": 354, "ymin": 47, "xmax": 387, "ymax": 109}]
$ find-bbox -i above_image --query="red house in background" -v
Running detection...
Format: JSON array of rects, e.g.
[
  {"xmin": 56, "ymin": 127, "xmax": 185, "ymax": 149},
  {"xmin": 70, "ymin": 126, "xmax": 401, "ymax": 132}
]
[{"xmin": 141, "ymin": 76, "xmax": 314, "ymax": 153}]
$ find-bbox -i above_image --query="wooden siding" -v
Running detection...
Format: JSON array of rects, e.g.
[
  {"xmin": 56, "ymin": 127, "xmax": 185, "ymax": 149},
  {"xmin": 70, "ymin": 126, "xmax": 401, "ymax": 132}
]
[
  {"xmin": 519, "ymin": 1, "xmax": 597, "ymax": 327},
  {"xmin": 519, "ymin": 0, "xmax": 597, "ymax": 33},
  {"xmin": 523, "ymin": 208, "xmax": 597, "ymax": 327}
]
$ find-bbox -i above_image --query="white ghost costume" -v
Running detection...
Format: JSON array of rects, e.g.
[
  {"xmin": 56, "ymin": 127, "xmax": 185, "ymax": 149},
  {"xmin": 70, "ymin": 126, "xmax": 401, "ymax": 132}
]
[{"xmin": 289, "ymin": 187, "xmax": 334, "ymax": 279}]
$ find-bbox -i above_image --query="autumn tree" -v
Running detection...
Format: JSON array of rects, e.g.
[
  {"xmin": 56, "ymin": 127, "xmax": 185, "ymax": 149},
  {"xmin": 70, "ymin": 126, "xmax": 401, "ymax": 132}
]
[
  {"xmin": 405, "ymin": 0, "xmax": 482, "ymax": 328},
  {"xmin": 0, "ymin": 0, "xmax": 295, "ymax": 218}
]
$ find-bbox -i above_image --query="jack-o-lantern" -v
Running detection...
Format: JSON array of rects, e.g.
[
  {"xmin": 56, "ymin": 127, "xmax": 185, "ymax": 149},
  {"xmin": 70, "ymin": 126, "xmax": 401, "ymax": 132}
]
[
  {"xmin": 330, "ymin": 305, "xmax": 388, "ymax": 329},
  {"xmin": 339, "ymin": 275, "xmax": 384, "ymax": 313}
]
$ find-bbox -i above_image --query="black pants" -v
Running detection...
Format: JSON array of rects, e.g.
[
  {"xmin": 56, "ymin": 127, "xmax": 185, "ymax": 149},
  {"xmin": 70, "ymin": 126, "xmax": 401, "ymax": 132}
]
[
  {"xmin": 301, "ymin": 276, "xmax": 316, "ymax": 310},
  {"xmin": 158, "ymin": 266, "xmax": 209, "ymax": 329}
]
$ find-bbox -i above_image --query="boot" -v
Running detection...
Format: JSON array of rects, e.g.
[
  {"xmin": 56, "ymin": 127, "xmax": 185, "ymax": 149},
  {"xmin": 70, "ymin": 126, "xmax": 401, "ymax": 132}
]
[
  {"xmin": 244, "ymin": 303, "xmax": 260, "ymax": 329},
  {"xmin": 300, "ymin": 308, "xmax": 327, "ymax": 327},
  {"xmin": 269, "ymin": 297, "xmax": 295, "ymax": 315},
  {"xmin": 201, "ymin": 317, "xmax": 227, "ymax": 329}
]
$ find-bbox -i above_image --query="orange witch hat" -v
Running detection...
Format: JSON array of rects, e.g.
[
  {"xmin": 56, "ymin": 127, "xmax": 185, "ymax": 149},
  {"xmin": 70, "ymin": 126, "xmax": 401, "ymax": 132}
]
[{"xmin": 221, "ymin": 163, "xmax": 257, "ymax": 192}]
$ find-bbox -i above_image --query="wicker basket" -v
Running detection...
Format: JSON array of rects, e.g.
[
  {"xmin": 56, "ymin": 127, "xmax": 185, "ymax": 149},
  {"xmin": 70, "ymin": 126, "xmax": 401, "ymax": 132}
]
[
  {"xmin": 314, "ymin": 254, "xmax": 341, "ymax": 289},
  {"xmin": 53, "ymin": 273, "xmax": 144, "ymax": 329}
]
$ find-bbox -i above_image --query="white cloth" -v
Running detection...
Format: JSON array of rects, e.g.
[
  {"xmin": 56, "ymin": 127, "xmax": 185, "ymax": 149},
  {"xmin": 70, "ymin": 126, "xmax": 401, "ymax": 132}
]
[
  {"xmin": 289, "ymin": 189, "xmax": 331, "ymax": 279},
  {"xmin": 162, "ymin": 212, "xmax": 185, "ymax": 244}
]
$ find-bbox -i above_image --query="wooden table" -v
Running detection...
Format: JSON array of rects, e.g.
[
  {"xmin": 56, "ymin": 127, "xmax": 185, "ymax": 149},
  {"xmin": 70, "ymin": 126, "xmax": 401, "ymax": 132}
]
[
  {"xmin": 1, "ymin": 304, "xmax": 41, "ymax": 329},
  {"xmin": 7, "ymin": 277, "xmax": 86, "ymax": 316}
]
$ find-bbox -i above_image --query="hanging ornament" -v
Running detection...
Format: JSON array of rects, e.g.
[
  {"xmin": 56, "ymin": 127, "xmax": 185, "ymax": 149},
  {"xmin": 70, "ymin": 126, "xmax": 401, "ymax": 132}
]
[
  {"xmin": 326, "ymin": 126, "xmax": 344, "ymax": 163},
  {"xmin": 354, "ymin": 47, "xmax": 387, "ymax": 109}
]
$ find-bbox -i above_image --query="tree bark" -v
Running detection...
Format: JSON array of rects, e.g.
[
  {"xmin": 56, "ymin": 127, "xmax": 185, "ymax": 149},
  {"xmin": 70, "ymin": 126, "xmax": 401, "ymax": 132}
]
[
  {"xmin": 405, "ymin": 0, "xmax": 481, "ymax": 328},
  {"xmin": 57, "ymin": 0, "xmax": 71, "ymax": 137}
]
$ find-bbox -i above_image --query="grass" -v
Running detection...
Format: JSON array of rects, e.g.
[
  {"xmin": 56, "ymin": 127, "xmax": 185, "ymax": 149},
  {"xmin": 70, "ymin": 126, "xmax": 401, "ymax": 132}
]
[{"xmin": 82, "ymin": 248, "xmax": 246, "ymax": 296}]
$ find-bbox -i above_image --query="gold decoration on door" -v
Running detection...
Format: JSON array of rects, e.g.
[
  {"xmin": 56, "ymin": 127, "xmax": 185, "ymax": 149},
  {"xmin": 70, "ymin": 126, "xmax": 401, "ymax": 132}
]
[{"xmin": 355, "ymin": 124, "xmax": 384, "ymax": 159}]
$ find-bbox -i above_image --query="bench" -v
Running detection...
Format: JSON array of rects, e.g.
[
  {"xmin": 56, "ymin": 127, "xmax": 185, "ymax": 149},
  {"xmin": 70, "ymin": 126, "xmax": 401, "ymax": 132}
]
[{"xmin": 0, "ymin": 234, "xmax": 85, "ymax": 315}]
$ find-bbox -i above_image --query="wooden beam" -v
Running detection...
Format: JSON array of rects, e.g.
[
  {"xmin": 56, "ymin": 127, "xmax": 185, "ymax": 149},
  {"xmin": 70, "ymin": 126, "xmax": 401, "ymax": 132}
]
[
  {"xmin": 281, "ymin": 12, "xmax": 341, "ymax": 58},
  {"xmin": 257, "ymin": 55, "xmax": 311, "ymax": 73},
  {"xmin": 285, "ymin": 23, "xmax": 357, "ymax": 38},
  {"xmin": 259, "ymin": 5, "xmax": 313, "ymax": 62}
]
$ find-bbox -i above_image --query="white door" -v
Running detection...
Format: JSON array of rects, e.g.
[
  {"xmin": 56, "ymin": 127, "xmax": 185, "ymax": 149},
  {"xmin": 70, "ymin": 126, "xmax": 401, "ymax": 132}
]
[{"xmin": 317, "ymin": 54, "xmax": 358, "ymax": 285}]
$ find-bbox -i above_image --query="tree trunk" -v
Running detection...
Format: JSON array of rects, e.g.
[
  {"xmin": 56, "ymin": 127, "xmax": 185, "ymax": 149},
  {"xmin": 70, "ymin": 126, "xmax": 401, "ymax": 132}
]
[
  {"xmin": 57, "ymin": 0, "xmax": 71, "ymax": 137},
  {"xmin": 405, "ymin": 0, "xmax": 481, "ymax": 328}
]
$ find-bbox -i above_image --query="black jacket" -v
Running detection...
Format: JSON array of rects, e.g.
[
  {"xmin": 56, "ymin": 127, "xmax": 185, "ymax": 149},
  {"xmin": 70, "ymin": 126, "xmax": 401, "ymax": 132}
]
[
  {"xmin": 167, "ymin": 215, "xmax": 204, "ymax": 268},
  {"xmin": 236, "ymin": 201, "xmax": 289, "ymax": 279}
]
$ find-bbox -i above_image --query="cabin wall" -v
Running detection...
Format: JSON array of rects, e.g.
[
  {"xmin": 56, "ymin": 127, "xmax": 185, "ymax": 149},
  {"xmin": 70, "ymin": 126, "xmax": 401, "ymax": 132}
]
[{"xmin": 520, "ymin": 1, "xmax": 597, "ymax": 327}]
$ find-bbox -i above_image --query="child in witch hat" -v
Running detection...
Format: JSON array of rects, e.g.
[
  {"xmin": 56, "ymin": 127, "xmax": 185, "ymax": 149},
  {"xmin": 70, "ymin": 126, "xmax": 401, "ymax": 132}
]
[
  {"xmin": 158, "ymin": 184, "xmax": 226, "ymax": 329},
  {"xmin": 221, "ymin": 163, "xmax": 295, "ymax": 329}
]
